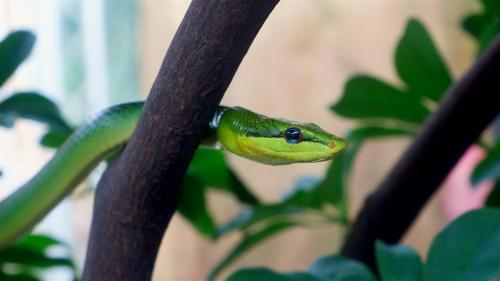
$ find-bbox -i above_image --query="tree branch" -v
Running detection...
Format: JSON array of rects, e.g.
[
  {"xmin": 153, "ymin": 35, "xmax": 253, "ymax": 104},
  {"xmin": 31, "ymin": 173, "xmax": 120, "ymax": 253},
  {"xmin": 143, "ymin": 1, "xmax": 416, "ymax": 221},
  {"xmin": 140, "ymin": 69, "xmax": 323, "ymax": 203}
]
[
  {"xmin": 81, "ymin": 1, "xmax": 278, "ymax": 280},
  {"xmin": 341, "ymin": 37, "xmax": 500, "ymax": 270}
]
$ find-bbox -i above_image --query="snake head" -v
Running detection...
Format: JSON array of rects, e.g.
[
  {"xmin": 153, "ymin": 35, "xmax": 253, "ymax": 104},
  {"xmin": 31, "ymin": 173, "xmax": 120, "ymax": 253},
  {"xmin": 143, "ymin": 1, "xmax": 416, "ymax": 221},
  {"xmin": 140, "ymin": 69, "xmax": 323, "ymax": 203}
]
[{"xmin": 217, "ymin": 107, "xmax": 347, "ymax": 165}]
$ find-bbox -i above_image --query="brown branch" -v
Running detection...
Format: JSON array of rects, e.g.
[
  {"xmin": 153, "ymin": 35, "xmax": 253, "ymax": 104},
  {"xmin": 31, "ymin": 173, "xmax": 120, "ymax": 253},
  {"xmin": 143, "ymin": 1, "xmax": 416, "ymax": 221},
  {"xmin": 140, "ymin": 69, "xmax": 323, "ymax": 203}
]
[
  {"xmin": 81, "ymin": 1, "xmax": 278, "ymax": 280},
  {"xmin": 341, "ymin": 37, "xmax": 500, "ymax": 270}
]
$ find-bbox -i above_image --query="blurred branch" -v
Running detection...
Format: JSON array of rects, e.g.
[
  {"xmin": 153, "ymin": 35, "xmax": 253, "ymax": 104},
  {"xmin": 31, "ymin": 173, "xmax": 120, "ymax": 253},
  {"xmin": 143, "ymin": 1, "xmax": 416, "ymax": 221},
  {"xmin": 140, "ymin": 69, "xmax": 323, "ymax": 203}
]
[
  {"xmin": 81, "ymin": 1, "xmax": 278, "ymax": 280},
  {"xmin": 341, "ymin": 37, "xmax": 500, "ymax": 270}
]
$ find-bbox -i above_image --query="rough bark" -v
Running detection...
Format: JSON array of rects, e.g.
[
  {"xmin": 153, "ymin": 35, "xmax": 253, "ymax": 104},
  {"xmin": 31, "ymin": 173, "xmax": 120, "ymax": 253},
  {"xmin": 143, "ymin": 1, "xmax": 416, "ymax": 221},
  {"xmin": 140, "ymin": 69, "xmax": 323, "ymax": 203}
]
[
  {"xmin": 341, "ymin": 37, "xmax": 500, "ymax": 270},
  {"xmin": 82, "ymin": 1, "xmax": 279, "ymax": 280}
]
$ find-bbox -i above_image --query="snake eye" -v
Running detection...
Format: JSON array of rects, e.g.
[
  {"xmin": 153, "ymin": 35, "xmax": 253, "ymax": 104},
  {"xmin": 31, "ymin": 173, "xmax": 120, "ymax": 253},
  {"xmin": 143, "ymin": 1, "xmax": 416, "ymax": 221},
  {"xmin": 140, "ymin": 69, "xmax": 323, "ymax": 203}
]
[{"xmin": 285, "ymin": 127, "xmax": 302, "ymax": 144}]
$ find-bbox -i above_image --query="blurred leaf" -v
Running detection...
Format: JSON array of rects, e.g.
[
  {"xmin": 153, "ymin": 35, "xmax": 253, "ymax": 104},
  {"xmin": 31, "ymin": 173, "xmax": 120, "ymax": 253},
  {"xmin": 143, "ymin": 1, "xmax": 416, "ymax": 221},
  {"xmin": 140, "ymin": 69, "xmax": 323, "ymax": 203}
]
[
  {"xmin": 309, "ymin": 255, "xmax": 376, "ymax": 281},
  {"xmin": 462, "ymin": 0, "xmax": 500, "ymax": 51},
  {"xmin": 208, "ymin": 221, "xmax": 296, "ymax": 281},
  {"xmin": 395, "ymin": 19, "xmax": 452, "ymax": 102},
  {"xmin": 348, "ymin": 126, "xmax": 415, "ymax": 140},
  {"xmin": 317, "ymin": 126, "xmax": 413, "ymax": 207},
  {"xmin": 187, "ymin": 148, "xmax": 259, "ymax": 205},
  {"xmin": 39, "ymin": 129, "xmax": 73, "ymax": 148},
  {"xmin": 0, "ymin": 30, "xmax": 35, "ymax": 86},
  {"xmin": 471, "ymin": 142, "xmax": 500, "ymax": 185},
  {"xmin": 227, "ymin": 268, "xmax": 321, "ymax": 281},
  {"xmin": 282, "ymin": 177, "xmax": 324, "ymax": 209},
  {"xmin": 180, "ymin": 148, "xmax": 260, "ymax": 237},
  {"xmin": 0, "ymin": 273, "xmax": 40, "ymax": 281},
  {"xmin": 8, "ymin": 234, "xmax": 64, "ymax": 253},
  {"xmin": 425, "ymin": 208, "xmax": 500, "ymax": 281},
  {"xmin": 486, "ymin": 181, "xmax": 500, "ymax": 207},
  {"xmin": 331, "ymin": 76, "xmax": 430, "ymax": 124},
  {"xmin": 0, "ymin": 248, "xmax": 73, "ymax": 268},
  {"xmin": 375, "ymin": 241, "xmax": 423, "ymax": 281},
  {"xmin": 214, "ymin": 204, "xmax": 304, "ymax": 238},
  {"xmin": 463, "ymin": 14, "xmax": 491, "ymax": 39},
  {"xmin": 178, "ymin": 176, "xmax": 216, "ymax": 237},
  {"xmin": 0, "ymin": 92, "xmax": 72, "ymax": 133},
  {"xmin": 0, "ymin": 237, "xmax": 74, "ymax": 268},
  {"xmin": 482, "ymin": 0, "xmax": 500, "ymax": 13},
  {"xmin": 477, "ymin": 18, "xmax": 500, "ymax": 55}
]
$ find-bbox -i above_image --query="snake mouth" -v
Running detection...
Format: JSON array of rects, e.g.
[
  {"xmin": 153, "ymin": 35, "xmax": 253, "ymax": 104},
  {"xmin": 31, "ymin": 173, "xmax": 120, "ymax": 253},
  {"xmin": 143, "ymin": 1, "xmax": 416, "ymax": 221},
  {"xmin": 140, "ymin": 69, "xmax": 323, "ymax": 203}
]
[{"xmin": 328, "ymin": 138, "xmax": 348, "ymax": 154}]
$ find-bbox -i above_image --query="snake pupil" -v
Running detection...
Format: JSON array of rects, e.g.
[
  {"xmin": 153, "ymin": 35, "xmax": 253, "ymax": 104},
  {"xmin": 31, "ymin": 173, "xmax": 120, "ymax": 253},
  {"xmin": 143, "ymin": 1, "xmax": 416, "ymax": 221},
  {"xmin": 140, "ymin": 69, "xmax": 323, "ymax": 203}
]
[{"xmin": 285, "ymin": 127, "xmax": 302, "ymax": 144}]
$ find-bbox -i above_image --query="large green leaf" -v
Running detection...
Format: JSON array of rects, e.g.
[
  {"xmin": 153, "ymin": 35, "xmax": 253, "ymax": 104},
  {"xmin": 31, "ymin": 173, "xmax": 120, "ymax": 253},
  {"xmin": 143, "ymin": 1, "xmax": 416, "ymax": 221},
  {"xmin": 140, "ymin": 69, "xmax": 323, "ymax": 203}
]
[
  {"xmin": 375, "ymin": 241, "xmax": 423, "ymax": 281},
  {"xmin": 0, "ymin": 31, "xmax": 36, "ymax": 86},
  {"xmin": 227, "ymin": 268, "xmax": 321, "ymax": 281},
  {"xmin": 208, "ymin": 221, "xmax": 296, "ymax": 281},
  {"xmin": 309, "ymin": 255, "xmax": 376, "ymax": 281},
  {"xmin": 187, "ymin": 148, "xmax": 259, "ymax": 205},
  {"xmin": 425, "ymin": 208, "xmax": 500, "ymax": 281},
  {"xmin": 471, "ymin": 142, "xmax": 500, "ymax": 185},
  {"xmin": 331, "ymin": 76, "xmax": 430, "ymax": 124},
  {"xmin": 0, "ymin": 92, "xmax": 72, "ymax": 133},
  {"xmin": 178, "ymin": 176, "xmax": 216, "ymax": 237},
  {"xmin": 395, "ymin": 19, "xmax": 452, "ymax": 102}
]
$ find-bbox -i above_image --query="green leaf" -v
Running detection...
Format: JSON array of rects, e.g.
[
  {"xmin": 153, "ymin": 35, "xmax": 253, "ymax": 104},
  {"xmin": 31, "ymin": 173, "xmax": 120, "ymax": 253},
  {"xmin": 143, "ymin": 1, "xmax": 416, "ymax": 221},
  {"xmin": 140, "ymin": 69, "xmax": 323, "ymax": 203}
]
[
  {"xmin": 309, "ymin": 255, "xmax": 377, "ymax": 281},
  {"xmin": 0, "ymin": 235, "xmax": 77, "ymax": 281},
  {"xmin": 0, "ymin": 249, "xmax": 73, "ymax": 268},
  {"xmin": 39, "ymin": 129, "xmax": 73, "ymax": 148},
  {"xmin": 282, "ymin": 177, "xmax": 324, "ymax": 209},
  {"xmin": 0, "ymin": 92, "xmax": 72, "ymax": 133},
  {"xmin": 9, "ymin": 234, "xmax": 64, "ymax": 253},
  {"xmin": 178, "ymin": 175, "xmax": 216, "ymax": 237},
  {"xmin": 0, "ymin": 273, "xmax": 40, "ymax": 281},
  {"xmin": 395, "ymin": 19, "xmax": 452, "ymax": 102},
  {"xmin": 477, "ymin": 18, "xmax": 500, "ymax": 55},
  {"xmin": 375, "ymin": 241, "xmax": 423, "ymax": 281},
  {"xmin": 188, "ymin": 148, "xmax": 259, "ymax": 205},
  {"xmin": 461, "ymin": 0, "xmax": 500, "ymax": 50},
  {"xmin": 317, "ymin": 126, "xmax": 413, "ymax": 208},
  {"xmin": 227, "ymin": 268, "xmax": 321, "ymax": 281},
  {"xmin": 331, "ymin": 76, "xmax": 430, "ymax": 124},
  {"xmin": 486, "ymin": 181, "xmax": 500, "ymax": 207},
  {"xmin": 214, "ymin": 204, "xmax": 304, "ymax": 238},
  {"xmin": 463, "ymin": 14, "xmax": 490, "ymax": 40},
  {"xmin": 208, "ymin": 221, "xmax": 296, "ymax": 281},
  {"xmin": 482, "ymin": 0, "xmax": 500, "ymax": 13},
  {"xmin": 348, "ymin": 126, "xmax": 415, "ymax": 140},
  {"xmin": 425, "ymin": 208, "xmax": 500, "ymax": 281},
  {"xmin": 0, "ymin": 30, "xmax": 36, "ymax": 86},
  {"xmin": 471, "ymin": 142, "xmax": 500, "ymax": 185}
]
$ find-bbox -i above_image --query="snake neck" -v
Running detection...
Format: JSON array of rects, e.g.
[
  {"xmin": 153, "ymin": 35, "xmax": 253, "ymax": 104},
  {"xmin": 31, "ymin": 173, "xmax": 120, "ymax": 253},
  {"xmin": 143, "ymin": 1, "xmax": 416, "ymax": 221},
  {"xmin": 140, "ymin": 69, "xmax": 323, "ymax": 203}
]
[
  {"xmin": 209, "ymin": 106, "xmax": 230, "ymax": 129},
  {"xmin": 201, "ymin": 106, "xmax": 231, "ymax": 148}
]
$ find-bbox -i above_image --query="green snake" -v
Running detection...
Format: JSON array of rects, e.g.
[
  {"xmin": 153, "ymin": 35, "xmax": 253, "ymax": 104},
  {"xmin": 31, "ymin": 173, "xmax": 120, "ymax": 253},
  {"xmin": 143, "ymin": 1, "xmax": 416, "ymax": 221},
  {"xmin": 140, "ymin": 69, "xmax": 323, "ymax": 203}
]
[{"xmin": 0, "ymin": 103, "xmax": 347, "ymax": 248}]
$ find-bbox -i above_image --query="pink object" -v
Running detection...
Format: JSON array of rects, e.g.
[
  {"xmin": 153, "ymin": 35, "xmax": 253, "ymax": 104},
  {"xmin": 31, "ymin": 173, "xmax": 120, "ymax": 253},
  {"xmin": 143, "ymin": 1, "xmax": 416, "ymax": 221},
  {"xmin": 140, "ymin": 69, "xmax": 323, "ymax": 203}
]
[{"xmin": 440, "ymin": 146, "xmax": 494, "ymax": 222}]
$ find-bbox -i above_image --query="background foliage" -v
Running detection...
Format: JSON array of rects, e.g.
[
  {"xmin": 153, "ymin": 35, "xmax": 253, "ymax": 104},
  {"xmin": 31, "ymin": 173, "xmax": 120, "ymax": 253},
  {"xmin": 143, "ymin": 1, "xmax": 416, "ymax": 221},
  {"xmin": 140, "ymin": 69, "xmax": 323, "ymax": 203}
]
[{"xmin": 0, "ymin": 0, "xmax": 499, "ymax": 280}]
